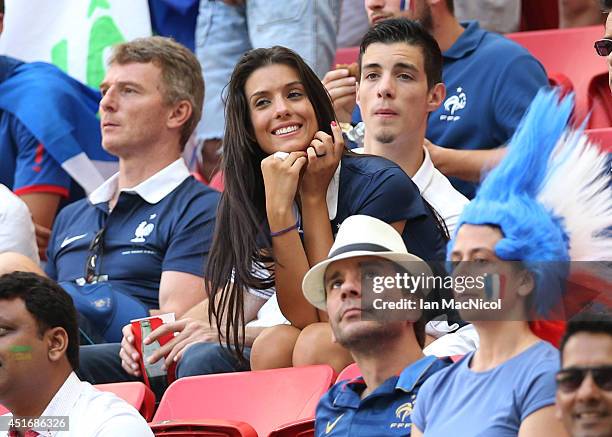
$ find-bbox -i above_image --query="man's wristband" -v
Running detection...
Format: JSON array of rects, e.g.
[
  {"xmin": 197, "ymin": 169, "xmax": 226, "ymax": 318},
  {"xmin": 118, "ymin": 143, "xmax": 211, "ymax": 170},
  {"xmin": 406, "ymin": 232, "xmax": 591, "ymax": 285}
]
[{"xmin": 270, "ymin": 221, "xmax": 299, "ymax": 237}]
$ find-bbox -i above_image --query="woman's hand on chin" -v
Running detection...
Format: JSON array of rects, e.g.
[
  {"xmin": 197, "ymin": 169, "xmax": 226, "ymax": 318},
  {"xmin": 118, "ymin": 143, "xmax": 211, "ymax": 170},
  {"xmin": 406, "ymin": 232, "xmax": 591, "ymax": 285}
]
[
  {"xmin": 261, "ymin": 150, "xmax": 308, "ymax": 225},
  {"xmin": 300, "ymin": 121, "xmax": 344, "ymax": 202}
]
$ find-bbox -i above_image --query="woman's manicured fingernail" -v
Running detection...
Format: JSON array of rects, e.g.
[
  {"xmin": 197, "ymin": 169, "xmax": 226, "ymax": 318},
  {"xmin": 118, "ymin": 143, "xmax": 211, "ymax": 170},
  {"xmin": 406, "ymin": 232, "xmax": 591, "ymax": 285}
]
[{"xmin": 331, "ymin": 121, "xmax": 337, "ymax": 127}]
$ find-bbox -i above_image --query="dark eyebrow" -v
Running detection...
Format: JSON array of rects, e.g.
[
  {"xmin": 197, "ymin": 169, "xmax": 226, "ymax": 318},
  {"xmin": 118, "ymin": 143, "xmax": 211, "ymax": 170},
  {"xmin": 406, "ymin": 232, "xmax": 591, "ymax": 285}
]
[
  {"xmin": 249, "ymin": 81, "xmax": 304, "ymax": 101},
  {"xmin": 394, "ymin": 62, "xmax": 419, "ymax": 73},
  {"xmin": 362, "ymin": 62, "xmax": 382, "ymax": 71},
  {"xmin": 362, "ymin": 62, "xmax": 419, "ymax": 74}
]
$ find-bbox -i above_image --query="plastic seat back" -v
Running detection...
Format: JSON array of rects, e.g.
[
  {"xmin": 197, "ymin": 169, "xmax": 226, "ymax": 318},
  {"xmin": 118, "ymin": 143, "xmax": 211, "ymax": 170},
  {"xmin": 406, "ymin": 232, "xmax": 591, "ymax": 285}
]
[
  {"xmin": 267, "ymin": 418, "xmax": 316, "ymax": 437},
  {"xmin": 0, "ymin": 383, "xmax": 154, "ymax": 420},
  {"xmin": 153, "ymin": 365, "xmax": 334, "ymax": 437},
  {"xmin": 506, "ymin": 26, "xmax": 606, "ymax": 122},
  {"xmin": 150, "ymin": 419, "xmax": 258, "ymax": 437},
  {"xmin": 95, "ymin": 381, "xmax": 155, "ymax": 421},
  {"xmin": 334, "ymin": 363, "xmax": 361, "ymax": 384},
  {"xmin": 586, "ymin": 128, "xmax": 612, "ymax": 152},
  {"xmin": 548, "ymin": 73, "xmax": 574, "ymax": 97},
  {"xmin": 587, "ymin": 74, "xmax": 612, "ymax": 129}
]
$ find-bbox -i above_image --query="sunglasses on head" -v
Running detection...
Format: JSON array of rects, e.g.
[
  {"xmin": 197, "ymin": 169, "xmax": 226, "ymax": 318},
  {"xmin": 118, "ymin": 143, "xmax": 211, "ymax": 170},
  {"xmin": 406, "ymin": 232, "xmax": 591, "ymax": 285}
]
[
  {"xmin": 556, "ymin": 365, "xmax": 612, "ymax": 393},
  {"xmin": 594, "ymin": 38, "xmax": 612, "ymax": 56}
]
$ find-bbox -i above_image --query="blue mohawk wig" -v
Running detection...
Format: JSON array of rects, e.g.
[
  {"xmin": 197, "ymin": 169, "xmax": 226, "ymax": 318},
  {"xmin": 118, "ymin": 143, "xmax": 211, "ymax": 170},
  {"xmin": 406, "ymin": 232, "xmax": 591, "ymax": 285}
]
[{"xmin": 449, "ymin": 88, "xmax": 612, "ymax": 316}]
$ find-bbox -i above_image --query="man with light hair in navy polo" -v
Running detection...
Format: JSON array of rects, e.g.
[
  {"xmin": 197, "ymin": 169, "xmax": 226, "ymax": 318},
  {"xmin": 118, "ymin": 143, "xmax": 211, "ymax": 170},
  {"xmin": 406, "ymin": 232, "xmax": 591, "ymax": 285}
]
[{"xmin": 45, "ymin": 36, "xmax": 219, "ymax": 343}]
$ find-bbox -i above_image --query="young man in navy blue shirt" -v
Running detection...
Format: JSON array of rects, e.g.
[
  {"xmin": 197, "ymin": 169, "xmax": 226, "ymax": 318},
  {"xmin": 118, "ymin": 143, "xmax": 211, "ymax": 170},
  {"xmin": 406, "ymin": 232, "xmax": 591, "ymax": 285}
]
[
  {"xmin": 324, "ymin": 0, "xmax": 548, "ymax": 198},
  {"xmin": 44, "ymin": 36, "xmax": 219, "ymax": 343},
  {"xmin": 302, "ymin": 215, "xmax": 450, "ymax": 437}
]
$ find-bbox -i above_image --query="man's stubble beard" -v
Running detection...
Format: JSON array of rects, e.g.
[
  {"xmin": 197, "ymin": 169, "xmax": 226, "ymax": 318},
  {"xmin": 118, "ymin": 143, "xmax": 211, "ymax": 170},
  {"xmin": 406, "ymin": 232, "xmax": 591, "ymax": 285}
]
[
  {"xmin": 374, "ymin": 130, "xmax": 397, "ymax": 144},
  {"xmin": 333, "ymin": 321, "xmax": 404, "ymax": 356}
]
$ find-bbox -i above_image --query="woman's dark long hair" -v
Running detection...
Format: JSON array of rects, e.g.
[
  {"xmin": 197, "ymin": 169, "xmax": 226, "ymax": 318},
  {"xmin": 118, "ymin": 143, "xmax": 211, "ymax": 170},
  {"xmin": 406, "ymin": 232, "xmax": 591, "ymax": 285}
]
[{"xmin": 206, "ymin": 46, "xmax": 337, "ymax": 361}]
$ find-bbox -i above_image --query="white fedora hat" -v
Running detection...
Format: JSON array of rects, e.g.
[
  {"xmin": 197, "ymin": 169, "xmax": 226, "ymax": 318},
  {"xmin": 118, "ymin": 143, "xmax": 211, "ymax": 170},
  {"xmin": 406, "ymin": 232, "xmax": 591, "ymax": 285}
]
[{"xmin": 302, "ymin": 215, "xmax": 433, "ymax": 310}]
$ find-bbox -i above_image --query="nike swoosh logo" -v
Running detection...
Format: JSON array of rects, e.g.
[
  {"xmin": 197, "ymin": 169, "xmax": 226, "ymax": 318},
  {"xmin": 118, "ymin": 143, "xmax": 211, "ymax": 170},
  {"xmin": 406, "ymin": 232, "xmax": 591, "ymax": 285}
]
[
  {"xmin": 60, "ymin": 233, "xmax": 88, "ymax": 248},
  {"xmin": 326, "ymin": 414, "xmax": 344, "ymax": 434}
]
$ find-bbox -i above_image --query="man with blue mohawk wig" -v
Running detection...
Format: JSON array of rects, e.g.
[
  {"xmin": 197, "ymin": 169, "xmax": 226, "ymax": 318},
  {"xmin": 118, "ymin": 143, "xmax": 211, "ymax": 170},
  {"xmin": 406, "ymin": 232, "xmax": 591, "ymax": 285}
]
[{"xmin": 411, "ymin": 88, "xmax": 611, "ymax": 437}]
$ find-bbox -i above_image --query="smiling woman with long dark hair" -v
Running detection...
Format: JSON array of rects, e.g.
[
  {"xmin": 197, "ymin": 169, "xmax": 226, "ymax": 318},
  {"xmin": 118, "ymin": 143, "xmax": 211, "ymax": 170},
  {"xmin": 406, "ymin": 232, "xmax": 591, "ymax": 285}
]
[{"xmin": 206, "ymin": 46, "xmax": 448, "ymax": 371}]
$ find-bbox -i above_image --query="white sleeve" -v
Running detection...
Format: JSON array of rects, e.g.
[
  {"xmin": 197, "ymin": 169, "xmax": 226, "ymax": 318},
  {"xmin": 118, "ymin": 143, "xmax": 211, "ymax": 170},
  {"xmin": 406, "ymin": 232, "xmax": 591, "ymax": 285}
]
[
  {"xmin": 0, "ymin": 185, "xmax": 39, "ymax": 263},
  {"xmin": 92, "ymin": 413, "xmax": 154, "ymax": 437},
  {"xmin": 87, "ymin": 393, "xmax": 154, "ymax": 437},
  {"xmin": 423, "ymin": 324, "xmax": 480, "ymax": 357},
  {"xmin": 243, "ymin": 261, "xmax": 275, "ymax": 300},
  {"xmin": 245, "ymin": 293, "xmax": 290, "ymax": 328}
]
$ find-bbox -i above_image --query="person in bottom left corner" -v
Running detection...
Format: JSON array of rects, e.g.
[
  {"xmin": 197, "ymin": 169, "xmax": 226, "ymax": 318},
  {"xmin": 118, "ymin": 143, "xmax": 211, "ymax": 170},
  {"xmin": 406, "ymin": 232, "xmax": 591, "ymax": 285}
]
[{"xmin": 0, "ymin": 272, "xmax": 153, "ymax": 437}]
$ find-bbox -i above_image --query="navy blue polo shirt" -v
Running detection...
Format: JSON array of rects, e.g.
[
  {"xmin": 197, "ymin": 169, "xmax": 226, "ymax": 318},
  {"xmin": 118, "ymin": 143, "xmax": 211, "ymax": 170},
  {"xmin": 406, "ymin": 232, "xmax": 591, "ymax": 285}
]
[
  {"xmin": 315, "ymin": 355, "xmax": 451, "ymax": 436},
  {"xmin": 332, "ymin": 154, "xmax": 446, "ymax": 262},
  {"xmin": 46, "ymin": 159, "xmax": 219, "ymax": 310},
  {"xmin": 427, "ymin": 21, "xmax": 548, "ymax": 198}
]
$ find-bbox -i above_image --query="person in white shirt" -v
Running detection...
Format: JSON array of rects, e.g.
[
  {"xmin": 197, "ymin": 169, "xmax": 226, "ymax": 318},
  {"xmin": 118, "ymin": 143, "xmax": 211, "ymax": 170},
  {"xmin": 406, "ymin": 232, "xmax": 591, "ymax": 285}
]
[
  {"xmin": 352, "ymin": 19, "xmax": 468, "ymax": 236},
  {"xmin": 0, "ymin": 185, "xmax": 38, "ymax": 264},
  {"xmin": 0, "ymin": 271, "xmax": 152, "ymax": 437},
  {"xmin": 349, "ymin": 19, "xmax": 477, "ymax": 355}
]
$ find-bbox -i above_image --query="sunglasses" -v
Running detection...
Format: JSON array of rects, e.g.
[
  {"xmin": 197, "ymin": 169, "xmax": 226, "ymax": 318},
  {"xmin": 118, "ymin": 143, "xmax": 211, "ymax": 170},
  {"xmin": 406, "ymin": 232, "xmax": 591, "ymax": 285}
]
[
  {"xmin": 594, "ymin": 38, "xmax": 612, "ymax": 56},
  {"xmin": 556, "ymin": 365, "xmax": 612, "ymax": 393},
  {"xmin": 84, "ymin": 227, "xmax": 106, "ymax": 284}
]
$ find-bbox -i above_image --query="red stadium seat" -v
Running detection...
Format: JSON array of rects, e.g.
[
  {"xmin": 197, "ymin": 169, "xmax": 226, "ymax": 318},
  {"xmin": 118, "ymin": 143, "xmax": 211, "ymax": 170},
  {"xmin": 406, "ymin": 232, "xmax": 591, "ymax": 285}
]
[
  {"xmin": 334, "ymin": 363, "xmax": 361, "ymax": 384},
  {"xmin": 150, "ymin": 419, "xmax": 258, "ymax": 437},
  {"xmin": 267, "ymin": 418, "xmax": 316, "ymax": 437},
  {"xmin": 0, "ymin": 382, "xmax": 155, "ymax": 421},
  {"xmin": 151, "ymin": 365, "xmax": 335, "ymax": 437},
  {"xmin": 548, "ymin": 72, "xmax": 574, "ymax": 97},
  {"xmin": 506, "ymin": 26, "xmax": 606, "ymax": 124},
  {"xmin": 586, "ymin": 128, "xmax": 612, "ymax": 152},
  {"xmin": 95, "ymin": 381, "xmax": 156, "ymax": 421},
  {"xmin": 588, "ymin": 74, "xmax": 612, "ymax": 129}
]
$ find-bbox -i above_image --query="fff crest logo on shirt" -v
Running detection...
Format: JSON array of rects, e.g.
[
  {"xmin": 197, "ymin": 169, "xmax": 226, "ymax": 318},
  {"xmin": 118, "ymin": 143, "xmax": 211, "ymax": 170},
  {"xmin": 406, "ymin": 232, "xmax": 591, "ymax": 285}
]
[
  {"xmin": 130, "ymin": 214, "xmax": 157, "ymax": 243},
  {"xmin": 440, "ymin": 87, "xmax": 467, "ymax": 122},
  {"xmin": 390, "ymin": 400, "xmax": 414, "ymax": 429}
]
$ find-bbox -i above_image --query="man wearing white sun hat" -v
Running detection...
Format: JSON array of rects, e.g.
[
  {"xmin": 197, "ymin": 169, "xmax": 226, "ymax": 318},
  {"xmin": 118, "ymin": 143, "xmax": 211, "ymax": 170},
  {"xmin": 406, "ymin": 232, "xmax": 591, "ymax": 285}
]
[{"xmin": 303, "ymin": 215, "xmax": 451, "ymax": 437}]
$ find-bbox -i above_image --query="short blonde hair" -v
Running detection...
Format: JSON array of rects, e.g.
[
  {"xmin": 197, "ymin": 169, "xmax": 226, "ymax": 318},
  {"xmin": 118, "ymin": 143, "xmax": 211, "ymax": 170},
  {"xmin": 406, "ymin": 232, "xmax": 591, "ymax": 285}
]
[{"xmin": 109, "ymin": 36, "xmax": 204, "ymax": 147}]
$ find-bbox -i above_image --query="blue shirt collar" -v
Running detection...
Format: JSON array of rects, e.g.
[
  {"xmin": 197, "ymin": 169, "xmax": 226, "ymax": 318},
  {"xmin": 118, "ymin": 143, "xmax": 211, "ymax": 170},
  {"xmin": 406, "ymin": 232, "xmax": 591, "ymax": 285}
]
[
  {"xmin": 333, "ymin": 355, "xmax": 443, "ymax": 408},
  {"xmin": 396, "ymin": 355, "xmax": 440, "ymax": 392},
  {"xmin": 444, "ymin": 21, "xmax": 487, "ymax": 60}
]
